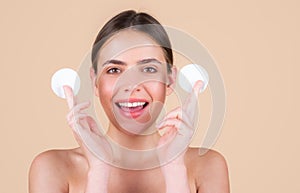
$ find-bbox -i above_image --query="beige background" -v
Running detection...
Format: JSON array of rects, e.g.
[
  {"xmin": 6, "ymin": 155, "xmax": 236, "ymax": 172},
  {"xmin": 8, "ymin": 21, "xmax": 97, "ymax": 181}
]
[{"xmin": 1, "ymin": 0, "xmax": 299, "ymax": 192}]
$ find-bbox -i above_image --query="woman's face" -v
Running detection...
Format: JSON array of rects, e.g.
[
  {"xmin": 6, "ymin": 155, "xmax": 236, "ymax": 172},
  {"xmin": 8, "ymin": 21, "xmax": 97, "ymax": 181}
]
[{"xmin": 92, "ymin": 30, "xmax": 175, "ymax": 135}]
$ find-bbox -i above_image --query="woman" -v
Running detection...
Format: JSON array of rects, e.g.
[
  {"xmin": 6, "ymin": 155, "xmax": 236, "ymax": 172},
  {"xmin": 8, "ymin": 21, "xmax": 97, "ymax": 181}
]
[{"xmin": 29, "ymin": 10, "xmax": 230, "ymax": 193}]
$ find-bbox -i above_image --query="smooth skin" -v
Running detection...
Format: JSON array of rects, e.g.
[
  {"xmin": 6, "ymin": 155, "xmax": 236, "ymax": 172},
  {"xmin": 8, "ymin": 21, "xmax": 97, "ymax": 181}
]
[{"xmin": 29, "ymin": 30, "xmax": 230, "ymax": 193}]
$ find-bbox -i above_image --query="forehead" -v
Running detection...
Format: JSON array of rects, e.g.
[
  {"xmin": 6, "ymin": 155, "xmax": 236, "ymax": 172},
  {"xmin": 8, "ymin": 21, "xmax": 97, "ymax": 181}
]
[{"xmin": 97, "ymin": 30, "xmax": 165, "ymax": 64}]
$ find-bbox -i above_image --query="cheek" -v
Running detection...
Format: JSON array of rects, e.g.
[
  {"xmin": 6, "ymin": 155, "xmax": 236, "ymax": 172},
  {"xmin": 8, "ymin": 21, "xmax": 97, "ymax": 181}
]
[
  {"xmin": 97, "ymin": 77, "xmax": 115, "ymax": 103},
  {"xmin": 146, "ymin": 82, "xmax": 167, "ymax": 102}
]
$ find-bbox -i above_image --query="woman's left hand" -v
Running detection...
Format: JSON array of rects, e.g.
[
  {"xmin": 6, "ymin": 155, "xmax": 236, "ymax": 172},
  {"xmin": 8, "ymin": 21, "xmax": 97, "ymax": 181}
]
[
  {"xmin": 157, "ymin": 80, "xmax": 203, "ymax": 165},
  {"xmin": 156, "ymin": 80, "xmax": 203, "ymax": 193}
]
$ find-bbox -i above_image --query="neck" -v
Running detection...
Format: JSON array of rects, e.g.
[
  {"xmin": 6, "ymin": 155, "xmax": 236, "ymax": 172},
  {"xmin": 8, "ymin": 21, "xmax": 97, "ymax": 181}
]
[{"xmin": 106, "ymin": 123, "xmax": 161, "ymax": 150}]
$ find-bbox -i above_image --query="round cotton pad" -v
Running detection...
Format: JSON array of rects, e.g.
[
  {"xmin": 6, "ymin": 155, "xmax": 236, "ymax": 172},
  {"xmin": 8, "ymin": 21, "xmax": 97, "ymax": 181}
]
[
  {"xmin": 178, "ymin": 64, "xmax": 209, "ymax": 93},
  {"xmin": 51, "ymin": 68, "xmax": 80, "ymax": 99}
]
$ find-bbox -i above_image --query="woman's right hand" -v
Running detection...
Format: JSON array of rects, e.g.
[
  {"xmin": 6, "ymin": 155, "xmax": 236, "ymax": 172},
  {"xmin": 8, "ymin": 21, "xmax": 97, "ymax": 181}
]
[
  {"xmin": 64, "ymin": 85, "xmax": 112, "ymax": 193},
  {"xmin": 63, "ymin": 85, "xmax": 112, "ymax": 170}
]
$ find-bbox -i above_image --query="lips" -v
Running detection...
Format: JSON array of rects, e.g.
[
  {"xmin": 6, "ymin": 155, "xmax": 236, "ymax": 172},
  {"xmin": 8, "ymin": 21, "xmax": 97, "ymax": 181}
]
[{"xmin": 115, "ymin": 99, "xmax": 149, "ymax": 119}]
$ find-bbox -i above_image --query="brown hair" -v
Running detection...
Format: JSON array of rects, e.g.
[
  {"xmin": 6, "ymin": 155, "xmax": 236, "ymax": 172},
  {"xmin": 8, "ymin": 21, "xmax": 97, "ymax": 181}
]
[{"xmin": 91, "ymin": 10, "xmax": 173, "ymax": 73}]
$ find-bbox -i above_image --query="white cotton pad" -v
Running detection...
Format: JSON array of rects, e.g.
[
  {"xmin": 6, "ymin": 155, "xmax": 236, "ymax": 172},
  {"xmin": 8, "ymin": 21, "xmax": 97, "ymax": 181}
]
[
  {"xmin": 51, "ymin": 68, "xmax": 80, "ymax": 99},
  {"xmin": 178, "ymin": 64, "xmax": 209, "ymax": 93}
]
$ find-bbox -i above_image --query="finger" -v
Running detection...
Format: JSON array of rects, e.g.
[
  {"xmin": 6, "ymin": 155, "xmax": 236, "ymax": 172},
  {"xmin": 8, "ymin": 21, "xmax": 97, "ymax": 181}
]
[
  {"xmin": 157, "ymin": 111, "xmax": 192, "ymax": 129},
  {"xmin": 162, "ymin": 107, "xmax": 181, "ymax": 119},
  {"xmin": 184, "ymin": 80, "xmax": 204, "ymax": 115},
  {"xmin": 63, "ymin": 85, "xmax": 76, "ymax": 109},
  {"xmin": 68, "ymin": 101, "xmax": 91, "ymax": 116},
  {"xmin": 86, "ymin": 116, "xmax": 103, "ymax": 136},
  {"xmin": 66, "ymin": 103, "xmax": 90, "ymax": 122},
  {"xmin": 158, "ymin": 118, "xmax": 192, "ymax": 137},
  {"xmin": 156, "ymin": 107, "xmax": 181, "ymax": 125},
  {"xmin": 67, "ymin": 113, "xmax": 89, "ymax": 127},
  {"xmin": 158, "ymin": 127, "xmax": 177, "ymax": 147},
  {"xmin": 192, "ymin": 80, "xmax": 204, "ymax": 97},
  {"xmin": 68, "ymin": 114, "xmax": 103, "ymax": 139},
  {"xmin": 157, "ymin": 118, "xmax": 184, "ymax": 130}
]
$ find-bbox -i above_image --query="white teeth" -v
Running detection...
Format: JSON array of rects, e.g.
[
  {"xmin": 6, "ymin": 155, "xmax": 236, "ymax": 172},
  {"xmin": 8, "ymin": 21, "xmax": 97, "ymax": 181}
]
[{"xmin": 118, "ymin": 102, "xmax": 146, "ymax": 108}]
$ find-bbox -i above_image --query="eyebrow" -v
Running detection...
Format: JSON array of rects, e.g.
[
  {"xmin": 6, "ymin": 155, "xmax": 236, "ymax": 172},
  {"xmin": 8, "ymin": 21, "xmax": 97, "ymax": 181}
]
[
  {"xmin": 102, "ymin": 59, "xmax": 126, "ymax": 66},
  {"xmin": 102, "ymin": 58, "xmax": 162, "ymax": 66},
  {"xmin": 137, "ymin": 58, "xmax": 162, "ymax": 65}
]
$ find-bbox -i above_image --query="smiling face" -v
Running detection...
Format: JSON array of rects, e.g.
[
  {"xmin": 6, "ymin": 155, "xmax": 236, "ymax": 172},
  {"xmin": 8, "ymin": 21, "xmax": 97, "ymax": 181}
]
[{"xmin": 92, "ymin": 30, "xmax": 176, "ymax": 135}]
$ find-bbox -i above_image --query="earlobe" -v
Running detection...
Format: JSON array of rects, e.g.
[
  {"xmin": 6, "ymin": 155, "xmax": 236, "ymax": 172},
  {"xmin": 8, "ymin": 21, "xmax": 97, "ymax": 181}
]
[{"xmin": 90, "ymin": 67, "xmax": 99, "ymax": 97}]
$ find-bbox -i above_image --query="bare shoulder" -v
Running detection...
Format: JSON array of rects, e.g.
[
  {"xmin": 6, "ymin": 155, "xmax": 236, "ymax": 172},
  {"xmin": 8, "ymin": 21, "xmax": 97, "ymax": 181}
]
[
  {"xmin": 185, "ymin": 148, "xmax": 230, "ymax": 193},
  {"xmin": 29, "ymin": 148, "xmax": 87, "ymax": 193},
  {"xmin": 185, "ymin": 148, "xmax": 228, "ymax": 170}
]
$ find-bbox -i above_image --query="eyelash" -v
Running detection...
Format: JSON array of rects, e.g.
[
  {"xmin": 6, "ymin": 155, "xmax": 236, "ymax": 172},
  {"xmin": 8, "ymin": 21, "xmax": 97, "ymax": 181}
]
[
  {"xmin": 106, "ymin": 66, "xmax": 158, "ymax": 74},
  {"xmin": 142, "ymin": 66, "xmax": 157, "ymax": 73},
  {"xmin": 107, "ymin": 67, "xmax": 121, "ymax": 74}
]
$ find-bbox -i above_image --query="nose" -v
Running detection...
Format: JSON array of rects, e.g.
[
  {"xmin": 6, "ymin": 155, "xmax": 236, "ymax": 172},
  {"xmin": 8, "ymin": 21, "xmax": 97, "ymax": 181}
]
[
  {"xmin": 115, "ymin": 67, "xmax": 145, "ymax": 93},
  {"xmin": 123, "ymin": 84, "xmax": 141, "ymax": 92}
]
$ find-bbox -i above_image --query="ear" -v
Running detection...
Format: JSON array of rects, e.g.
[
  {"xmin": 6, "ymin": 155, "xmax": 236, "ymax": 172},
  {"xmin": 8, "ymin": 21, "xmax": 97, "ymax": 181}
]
[
  {"xmin": 166, "ymin": 66, "xmax": 177, "ymax": 96},
  {"xmin": 90, "ymin": 67, "xmax": 99, "ymax": 97}
]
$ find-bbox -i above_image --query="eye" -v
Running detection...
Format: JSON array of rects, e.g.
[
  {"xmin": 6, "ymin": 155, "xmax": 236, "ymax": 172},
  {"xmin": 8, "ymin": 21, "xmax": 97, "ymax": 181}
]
[
  {"xmin": 142, "ymin": 66, "xmax": 157, "ymax": 73},
  {"xmin": 107, "ymin": 67, "xmax": 121, "ymax": 74}
]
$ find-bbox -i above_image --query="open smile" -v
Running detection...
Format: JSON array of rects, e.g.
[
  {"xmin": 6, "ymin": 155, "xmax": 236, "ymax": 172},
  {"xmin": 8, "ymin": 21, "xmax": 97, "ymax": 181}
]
[{"xmin": 115, "ymin": 99, "xmax": 149, "ymax": 119}]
